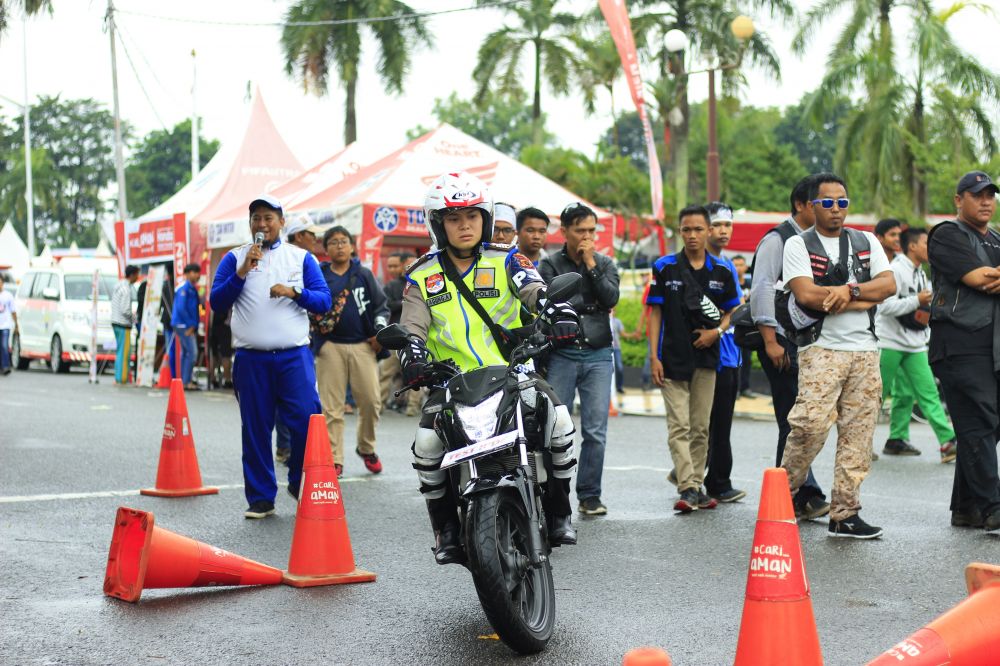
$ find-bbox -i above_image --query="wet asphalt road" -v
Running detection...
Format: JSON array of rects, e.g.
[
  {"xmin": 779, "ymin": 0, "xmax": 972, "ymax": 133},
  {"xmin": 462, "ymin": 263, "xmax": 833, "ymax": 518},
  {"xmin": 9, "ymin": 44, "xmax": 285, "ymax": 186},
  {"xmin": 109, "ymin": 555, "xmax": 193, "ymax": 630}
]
[{"xmin": 1, "ymin": 367, "xmax": 997, "ymax": 666}]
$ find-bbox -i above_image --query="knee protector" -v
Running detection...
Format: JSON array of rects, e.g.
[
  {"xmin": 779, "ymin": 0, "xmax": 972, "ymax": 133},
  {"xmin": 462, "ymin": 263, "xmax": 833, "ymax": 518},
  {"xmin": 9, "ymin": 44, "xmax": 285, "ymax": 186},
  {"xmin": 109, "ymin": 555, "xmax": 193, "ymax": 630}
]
[
  {"xmin": 412, "ymin": 427, "xmax": 447, "ymax": 499},
  {"xmin": 546, "ymin": 403, "xmax": 577, "ymax": 480}
]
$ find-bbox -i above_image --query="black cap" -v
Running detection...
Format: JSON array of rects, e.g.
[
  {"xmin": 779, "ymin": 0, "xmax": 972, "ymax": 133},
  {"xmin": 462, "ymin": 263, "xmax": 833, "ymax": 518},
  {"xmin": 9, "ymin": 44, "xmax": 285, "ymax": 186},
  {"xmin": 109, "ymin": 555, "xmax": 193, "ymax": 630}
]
[{"xmin": 956, "ymin": 171, "xmax": 998, "ymax": 196}]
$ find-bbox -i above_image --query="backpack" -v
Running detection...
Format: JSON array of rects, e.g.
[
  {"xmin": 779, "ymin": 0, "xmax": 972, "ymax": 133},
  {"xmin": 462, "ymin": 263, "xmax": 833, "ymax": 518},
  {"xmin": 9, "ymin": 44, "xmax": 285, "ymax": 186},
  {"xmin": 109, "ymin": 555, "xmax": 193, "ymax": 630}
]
[
  {"xmin": 733, "ymin": 220, "xmax": 800, "ymax": 350},
  {"xmin": 775, "ymin": 228, "xmax": 874, "ymax": 347}
]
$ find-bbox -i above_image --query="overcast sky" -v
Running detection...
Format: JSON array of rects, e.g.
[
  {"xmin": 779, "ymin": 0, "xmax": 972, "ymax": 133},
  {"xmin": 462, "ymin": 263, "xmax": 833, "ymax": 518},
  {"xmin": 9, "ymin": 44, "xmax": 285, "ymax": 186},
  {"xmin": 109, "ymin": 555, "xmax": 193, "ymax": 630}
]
[{"xmin": 1, "ymin": 0, "xmax": 998, "ymax": 169}]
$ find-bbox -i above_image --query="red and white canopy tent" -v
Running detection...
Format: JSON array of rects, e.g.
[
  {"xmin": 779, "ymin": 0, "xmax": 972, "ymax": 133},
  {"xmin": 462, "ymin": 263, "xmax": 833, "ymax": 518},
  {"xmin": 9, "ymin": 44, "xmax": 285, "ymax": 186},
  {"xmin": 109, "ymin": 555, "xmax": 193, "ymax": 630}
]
[
  {"xmin": 116, "ymin": 89, "xmax": 302, "ymax": 284},
  {"xmin": 280, "ymin": 124, "xmax": 615, "ymax": 277}
]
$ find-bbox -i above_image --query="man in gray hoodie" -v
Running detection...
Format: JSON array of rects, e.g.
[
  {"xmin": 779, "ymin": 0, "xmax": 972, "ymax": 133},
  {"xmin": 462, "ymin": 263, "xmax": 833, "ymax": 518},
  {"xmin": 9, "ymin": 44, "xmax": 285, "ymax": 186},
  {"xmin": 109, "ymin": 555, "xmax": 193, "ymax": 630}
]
[{"xmin": 876, "ymin": 227, "xmax": 957, "ymax": 461}]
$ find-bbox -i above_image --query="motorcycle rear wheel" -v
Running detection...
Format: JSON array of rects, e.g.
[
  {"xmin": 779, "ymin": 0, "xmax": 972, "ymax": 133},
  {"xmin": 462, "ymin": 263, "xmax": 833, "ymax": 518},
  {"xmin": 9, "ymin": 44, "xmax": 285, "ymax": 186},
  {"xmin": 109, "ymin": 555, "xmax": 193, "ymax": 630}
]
[{"xmin": 467, "ymin": 489, "xmax": 555, "ymax": 654}]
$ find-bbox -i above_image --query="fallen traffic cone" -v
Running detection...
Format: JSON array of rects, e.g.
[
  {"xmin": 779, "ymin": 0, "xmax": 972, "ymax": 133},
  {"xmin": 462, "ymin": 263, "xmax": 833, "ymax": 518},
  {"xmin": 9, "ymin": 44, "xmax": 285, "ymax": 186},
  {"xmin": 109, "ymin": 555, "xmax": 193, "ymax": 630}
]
[
  {"xmin": 155, "ymin": 361, "xmax": 172, "ymax": 389},
  {"xmin": 734, "ymin": 467, "xmax": 822, "ymax": 666},
  {"xmin": 623, "ymin": 646, "xmax": 672, "ymax": 665},
  {"xmin": 140, "ymin": 379, "xmax": 218, "ymax": 497},
  {"xmin": 103, "ymin": 506, "xmax": 282, "ymax": 602},
  {"xmin": 866, "ymin": 562, "xmax": 1000, "ymax": 665},
  {"xmin": 283, "ymin": 414, "xmax": 376, "ymax": 587}
]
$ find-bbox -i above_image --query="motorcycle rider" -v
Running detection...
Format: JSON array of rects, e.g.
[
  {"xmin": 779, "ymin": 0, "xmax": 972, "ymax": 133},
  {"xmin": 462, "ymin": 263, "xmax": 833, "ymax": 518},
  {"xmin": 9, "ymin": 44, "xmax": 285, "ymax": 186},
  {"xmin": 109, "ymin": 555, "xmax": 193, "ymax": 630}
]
[{"xmin": 399, "ymin": 171, "xmax": 581, "ymax": 564}]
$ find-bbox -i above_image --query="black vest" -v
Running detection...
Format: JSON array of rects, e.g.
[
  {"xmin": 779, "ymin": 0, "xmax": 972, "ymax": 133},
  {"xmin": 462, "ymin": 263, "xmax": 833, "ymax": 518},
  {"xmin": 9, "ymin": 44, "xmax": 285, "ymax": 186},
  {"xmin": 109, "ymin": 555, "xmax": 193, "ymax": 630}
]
[{"xmin": 928, "ymin": 220, "xmax": 999, "ymax": 332}]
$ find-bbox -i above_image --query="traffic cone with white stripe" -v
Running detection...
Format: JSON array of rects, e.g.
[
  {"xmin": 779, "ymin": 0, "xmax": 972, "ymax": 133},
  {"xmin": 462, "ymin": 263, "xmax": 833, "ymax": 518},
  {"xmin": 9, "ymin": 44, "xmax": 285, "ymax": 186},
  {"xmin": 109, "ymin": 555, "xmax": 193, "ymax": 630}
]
[
  {"xmin": 104, "ymin": 506, "xmax": 282, "ymax": 602},
  {"xmin": 140, "ymin": 379, "xmax": 218, "ymax": 497},
  {"xmin": 734, "ymin": 467, "xmax": 822, "ymax": 665}
]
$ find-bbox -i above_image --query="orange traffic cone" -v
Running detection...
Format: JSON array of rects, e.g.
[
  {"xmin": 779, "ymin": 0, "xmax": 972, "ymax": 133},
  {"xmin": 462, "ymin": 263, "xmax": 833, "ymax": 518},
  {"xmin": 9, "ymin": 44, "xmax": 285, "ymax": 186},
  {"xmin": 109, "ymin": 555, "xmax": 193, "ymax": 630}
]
[
  {"xmin": 140, "ymin": 379, "xmax": 218, "ymax": 497},
  {"xmin": 155, "ymin": 361, "xmax": 172, "ymax": 389},
  {"xmin": 104, "ymin": 506, "xmax": 283, "ymax": 602},
  {"xmin": 734, "ymin": 467, "xmax": 822, "ymax": 665},
  {"xmin": 623, "ymin": 646, "xmax": 672, "ymax": 665},
  {"xmin": 282, "ymin": 414, "xmax": 376, "ymax": 587},
  {"xmin": 866, "ymin": 563, "xmax": 1000, "ymax": 665}
]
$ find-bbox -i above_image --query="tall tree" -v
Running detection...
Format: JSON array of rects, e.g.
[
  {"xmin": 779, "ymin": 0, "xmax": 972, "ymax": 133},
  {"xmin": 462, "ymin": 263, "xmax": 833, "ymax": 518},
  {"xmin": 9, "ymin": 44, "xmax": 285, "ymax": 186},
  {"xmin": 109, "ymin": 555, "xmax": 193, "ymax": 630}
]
[
  {"xmin": 795, "ymin": 0, "xmax": 1000, "ymax": 217},
  {"xmin": 0, "ymin": 0, "xmax": 51, "ymax": 40},
  {"xmin": 281, "ymin": 0, "xmax": 431, "ymax": 144},
  {"xmin": 630, "ymin": 0, "xmax": 791, "ymax": 213},
  {"xmin": 125, "ymin": 119, "xmax": 219, "ymax": 217},
  {"xmin": 472, "ymin": 0, "xmax": 577, "ymax": 145},
  {"xmin": 0, "ymin": 96, "xmax": 124, "ymax": 247}
]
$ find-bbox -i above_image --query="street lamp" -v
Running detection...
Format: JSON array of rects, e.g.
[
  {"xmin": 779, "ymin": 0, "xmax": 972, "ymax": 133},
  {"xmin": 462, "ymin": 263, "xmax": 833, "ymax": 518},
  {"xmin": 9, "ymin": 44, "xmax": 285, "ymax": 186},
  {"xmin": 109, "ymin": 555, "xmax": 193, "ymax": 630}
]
[{"xmin": 665, "ymin": 16, "xmax": 755, "ymax": 202}]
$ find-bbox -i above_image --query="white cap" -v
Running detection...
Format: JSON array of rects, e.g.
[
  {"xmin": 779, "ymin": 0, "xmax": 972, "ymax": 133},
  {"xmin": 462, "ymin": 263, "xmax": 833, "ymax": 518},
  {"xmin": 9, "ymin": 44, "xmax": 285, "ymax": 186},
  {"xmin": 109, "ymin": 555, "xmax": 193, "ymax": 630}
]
[
  {"xmin": 249, "ymin": 193, "xmax": 283, "ymax": 215},
  {"xmin": 494, "ymin": 203, "xmax": 516, "ymax": 225},
  {"xmin": 285, "ymin": 220, "xmax": 322, "ymax": 240}
]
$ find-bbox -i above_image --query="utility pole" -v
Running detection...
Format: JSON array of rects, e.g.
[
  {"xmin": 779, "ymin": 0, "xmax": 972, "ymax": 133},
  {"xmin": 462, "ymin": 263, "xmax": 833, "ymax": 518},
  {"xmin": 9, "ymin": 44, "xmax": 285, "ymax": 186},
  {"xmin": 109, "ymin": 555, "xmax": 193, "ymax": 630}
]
[
  {"xmin": 191, "ymin": 49, "xmax": 199, "ymax": 179},
  {"xmin": 106, "ymin": 0, "xmax": 128, "ymax": 222},
  {"xmin": 22, "ymin": 16, "xmax": 35, "ymax": 258}
]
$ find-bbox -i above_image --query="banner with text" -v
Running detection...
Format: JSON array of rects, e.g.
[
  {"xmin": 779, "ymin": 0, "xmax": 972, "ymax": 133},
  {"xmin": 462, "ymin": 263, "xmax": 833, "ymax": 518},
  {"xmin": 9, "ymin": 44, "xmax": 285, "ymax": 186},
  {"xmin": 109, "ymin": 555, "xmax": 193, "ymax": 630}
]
[{"xmin": 600, "ymin": 0, "xmax": 664, "ymax": 220}]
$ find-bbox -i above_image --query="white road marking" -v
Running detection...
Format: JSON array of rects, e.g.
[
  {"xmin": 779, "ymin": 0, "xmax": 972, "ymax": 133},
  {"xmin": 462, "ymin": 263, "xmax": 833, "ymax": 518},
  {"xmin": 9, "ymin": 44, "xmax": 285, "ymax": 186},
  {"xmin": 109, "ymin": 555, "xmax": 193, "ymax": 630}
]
[{"xmin": 0, "ymin": 477, "xmax": 370, "ymax": 504}]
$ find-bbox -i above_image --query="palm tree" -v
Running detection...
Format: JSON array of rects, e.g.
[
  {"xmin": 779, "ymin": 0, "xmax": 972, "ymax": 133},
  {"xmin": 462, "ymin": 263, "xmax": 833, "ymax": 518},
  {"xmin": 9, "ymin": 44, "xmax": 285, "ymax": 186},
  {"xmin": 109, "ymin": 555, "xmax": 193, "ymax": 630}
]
[
  {"xmin": 630, "ymin": 0, "xmax": 791, "ymax": 212},
  {"xmin": 472, "ymin": 0, "xmax": 577, "ymax": 145},
  {"xmin": 0, "ymin": 0, "xmax": 51, "ymax": 40},
  {"xmin": 281, "ymin": 0, "xmax": 431, "ymax": 144},
  {"xmin": 571, "ymin": 31, "xmax": 624, "ymax": 149},
  {"xmin": 797, "ymin": 0, "xmax": 1000, "ymax": 216}
]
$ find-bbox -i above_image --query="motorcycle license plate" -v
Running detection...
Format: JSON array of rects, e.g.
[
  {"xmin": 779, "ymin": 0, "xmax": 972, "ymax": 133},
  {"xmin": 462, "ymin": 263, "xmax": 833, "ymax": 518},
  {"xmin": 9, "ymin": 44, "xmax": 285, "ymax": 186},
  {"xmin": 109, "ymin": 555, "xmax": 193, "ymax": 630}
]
[{"xmin": 440, "ymin": 431, "xmax": 518, "ymax": 470}]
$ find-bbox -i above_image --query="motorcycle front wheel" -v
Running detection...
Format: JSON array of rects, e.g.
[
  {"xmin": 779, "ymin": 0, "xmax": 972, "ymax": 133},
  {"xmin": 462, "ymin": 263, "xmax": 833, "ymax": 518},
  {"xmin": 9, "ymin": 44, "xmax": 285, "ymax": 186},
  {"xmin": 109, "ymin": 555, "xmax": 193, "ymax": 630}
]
[{"xmin": 467, "ymin": 488, "xmax": 555, "ymax": 654}]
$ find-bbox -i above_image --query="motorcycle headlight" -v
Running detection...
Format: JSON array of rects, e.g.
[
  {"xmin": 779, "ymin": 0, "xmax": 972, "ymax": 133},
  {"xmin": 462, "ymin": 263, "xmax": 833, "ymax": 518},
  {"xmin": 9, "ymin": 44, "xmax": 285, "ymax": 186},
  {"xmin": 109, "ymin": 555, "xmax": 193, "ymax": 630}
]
[{"xmin": 454, "ymin": 391, "xmax": 504, "ymax": 442}]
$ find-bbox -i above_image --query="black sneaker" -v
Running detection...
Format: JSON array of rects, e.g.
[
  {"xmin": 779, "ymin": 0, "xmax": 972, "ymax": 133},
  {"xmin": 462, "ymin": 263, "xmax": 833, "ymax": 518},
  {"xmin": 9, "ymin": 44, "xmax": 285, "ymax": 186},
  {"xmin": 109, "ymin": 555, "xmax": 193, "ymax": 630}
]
[
  {"xmin": 244, "ymin": 500, "xmax": 275, "ymax": 519},
  {"xmin": 275, "ymin": 447, "xmax": 291, "ymax": 464},
  {"xmin": 711, "ymin": 488, "xmax": 747, "ymax": 503},
  {"xmin": 578, "ymin": 497, "xmax": 608, "ymax": 516},
  {"xmin": 696, "ymin": 490, "xmax": 718, "ymax": 509},
  {"xmin": 287, "ymin": 483, "xmax": 299, "ymax": 502},
  {"xmin": 985, "ymin": 509, "xmax": 1000, "ymax": 533},
  {"xmin": 951, "ymin": 508, "xmax": 983, "ymax": 528},
  {"xmin": 828, "ymin": 514, "xmax": 883, "ymax": 539},
  {"xmin": 674, "ymin": 489, "xmax": 699, "ymax": 513},
  {"xmin": 883, "ymin": 438, "xmax": 921, "ymax": 456},
  {"xmin": 794, "ymin": 495, "xmax": 831, "ymax": 521}
]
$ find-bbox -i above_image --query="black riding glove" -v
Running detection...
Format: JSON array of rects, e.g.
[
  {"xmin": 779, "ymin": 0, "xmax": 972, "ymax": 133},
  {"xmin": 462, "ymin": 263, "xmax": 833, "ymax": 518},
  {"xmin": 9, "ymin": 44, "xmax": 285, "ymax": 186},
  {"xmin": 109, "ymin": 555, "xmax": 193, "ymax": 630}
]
[
  {"xmin": 539, "ymin": 300, "xmax": 580, "ymax": 347},
  {"xmin": 399, "ymin": 336, "xmax": 432, "ymax": 386}
]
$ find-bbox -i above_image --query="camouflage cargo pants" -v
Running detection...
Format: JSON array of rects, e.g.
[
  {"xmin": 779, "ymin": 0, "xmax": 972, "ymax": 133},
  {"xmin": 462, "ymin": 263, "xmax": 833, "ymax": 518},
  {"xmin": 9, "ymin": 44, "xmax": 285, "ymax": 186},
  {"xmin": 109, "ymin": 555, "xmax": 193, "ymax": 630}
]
[{"xmin": 782, "ymin": 347, "xmax": 882, "ymax": 522}]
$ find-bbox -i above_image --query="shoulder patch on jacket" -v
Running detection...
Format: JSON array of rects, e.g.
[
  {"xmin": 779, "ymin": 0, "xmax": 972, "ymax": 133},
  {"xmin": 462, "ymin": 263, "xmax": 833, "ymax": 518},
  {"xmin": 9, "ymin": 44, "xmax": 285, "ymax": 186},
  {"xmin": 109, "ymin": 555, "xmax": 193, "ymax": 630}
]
[{"xmin": 405, "ymin": 251, "xmax": 440, "ymax": 276}]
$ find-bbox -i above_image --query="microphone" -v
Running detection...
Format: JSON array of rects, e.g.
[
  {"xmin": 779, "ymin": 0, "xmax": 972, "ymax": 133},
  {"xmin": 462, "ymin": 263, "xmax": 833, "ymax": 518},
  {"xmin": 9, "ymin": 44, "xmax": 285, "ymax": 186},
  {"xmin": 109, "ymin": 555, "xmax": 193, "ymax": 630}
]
[{"xmin": 252, "ymin": 232, "xmax": 265, "ymax": 267}]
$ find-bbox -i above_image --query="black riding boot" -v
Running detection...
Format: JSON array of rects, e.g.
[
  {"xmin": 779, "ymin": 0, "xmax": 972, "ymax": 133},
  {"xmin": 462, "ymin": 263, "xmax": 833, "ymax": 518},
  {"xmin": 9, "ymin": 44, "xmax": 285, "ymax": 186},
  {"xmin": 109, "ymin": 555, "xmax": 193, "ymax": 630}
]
[
  {"xmin": 544, "ymin": 477, "xmax": 577, "ymax": 546},
  {"xmin": 426, "ymin": 496, "xmax": 466, "ymax": 565}
]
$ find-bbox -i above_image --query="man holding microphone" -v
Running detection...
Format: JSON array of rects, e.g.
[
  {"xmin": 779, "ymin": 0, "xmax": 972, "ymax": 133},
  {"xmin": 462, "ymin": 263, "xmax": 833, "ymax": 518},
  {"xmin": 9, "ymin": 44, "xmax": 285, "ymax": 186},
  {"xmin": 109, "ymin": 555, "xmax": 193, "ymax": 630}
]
[{"xmin": 210, "ymin": 195, "xmax": 332, "ymax": 519}]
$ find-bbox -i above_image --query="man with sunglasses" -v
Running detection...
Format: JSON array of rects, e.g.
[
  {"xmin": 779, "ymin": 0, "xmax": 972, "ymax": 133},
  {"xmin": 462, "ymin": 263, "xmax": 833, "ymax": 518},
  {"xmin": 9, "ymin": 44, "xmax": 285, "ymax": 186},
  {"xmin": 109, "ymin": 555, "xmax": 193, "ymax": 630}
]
[
  {"xmin": 539, "ymin": 202, "xmax": 620, "ymax": 517},
  {"xmin": 927, "ymin": 171, "xmax": 1000, "ymax": 532},
  {"xmin": 780, "ymin": 173, "xmax": 896, "ymax": 539},
  {"xmin": 750, "ymin": 175, "xmax": 830, "ymax": 519}
]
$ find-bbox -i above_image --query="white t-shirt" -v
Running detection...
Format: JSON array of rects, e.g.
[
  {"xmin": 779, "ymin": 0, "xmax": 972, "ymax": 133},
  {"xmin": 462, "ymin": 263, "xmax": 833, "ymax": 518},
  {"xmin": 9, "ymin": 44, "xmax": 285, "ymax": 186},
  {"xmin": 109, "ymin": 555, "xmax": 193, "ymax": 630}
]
[
  {"xmin": 783, "ymin": 230, "xmax": 891, "ymax": 352},
  {"xmin": 0, "ymin": 290, "xmax": 15, "ymax": 330}
]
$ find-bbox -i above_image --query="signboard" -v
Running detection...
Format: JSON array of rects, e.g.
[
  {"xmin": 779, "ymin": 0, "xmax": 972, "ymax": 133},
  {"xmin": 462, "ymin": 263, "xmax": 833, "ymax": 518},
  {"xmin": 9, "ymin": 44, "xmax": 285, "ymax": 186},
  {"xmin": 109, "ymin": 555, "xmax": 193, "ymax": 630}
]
[
  {"xmin": 172, "ymin": 214, "xmax": 188, "ymax": 286},
  {"xmin": 206, "ymin": 218, "xmax": 252, "ymax": 249},
  {"xmin": 136, "ymin": 265, "xmax": 164, "ymax": 387},
  {"xmin": 118, "ymin": 213, "xmax": 188, "ymax": 268}
]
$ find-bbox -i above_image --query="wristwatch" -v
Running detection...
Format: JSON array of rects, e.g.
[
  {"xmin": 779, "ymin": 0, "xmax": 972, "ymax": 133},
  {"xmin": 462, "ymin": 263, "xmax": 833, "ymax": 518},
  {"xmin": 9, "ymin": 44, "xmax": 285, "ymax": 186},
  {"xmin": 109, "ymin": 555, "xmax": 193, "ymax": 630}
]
[
  {"xmin": 716, "ymin": 327, "xmax": 724, "ymax": 338},
  {"xmin": 292, "ymin": 286, "xmax": 302, "ymax": 299},
  {"xmin": 849, "ymin": 285, "xmax": 861, "ymax": 301}
]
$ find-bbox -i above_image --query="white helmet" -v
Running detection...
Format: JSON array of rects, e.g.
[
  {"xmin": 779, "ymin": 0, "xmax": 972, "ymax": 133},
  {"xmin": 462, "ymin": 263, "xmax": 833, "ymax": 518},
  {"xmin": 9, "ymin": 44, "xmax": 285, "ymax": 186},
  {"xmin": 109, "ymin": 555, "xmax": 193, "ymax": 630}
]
[{"xmin": 423, "ymin": 171, "xmax": 494, "ymax": 252}]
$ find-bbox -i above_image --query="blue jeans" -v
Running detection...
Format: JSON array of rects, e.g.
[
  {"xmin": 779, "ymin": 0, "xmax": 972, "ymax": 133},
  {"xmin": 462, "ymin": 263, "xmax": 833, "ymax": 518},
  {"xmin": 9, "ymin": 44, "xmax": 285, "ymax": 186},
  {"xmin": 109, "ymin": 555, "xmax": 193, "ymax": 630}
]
[
  {"xmin": 0, "ymin": 328, "xmax": 10, "ymax": 370},
  {"xmin": 113, "ymin": 324, "xmax": 131, "ymax": 384},
  {"xmin": 546, "ymin": 350, "xmax": 614, "ymax": 501},
  {"xmin": 169, "ymin": 329, "xmax": 197, "ymax": 384},
  {"xmin": 612, "ymin": 348, "xmax": 624, "ymax": 393}
]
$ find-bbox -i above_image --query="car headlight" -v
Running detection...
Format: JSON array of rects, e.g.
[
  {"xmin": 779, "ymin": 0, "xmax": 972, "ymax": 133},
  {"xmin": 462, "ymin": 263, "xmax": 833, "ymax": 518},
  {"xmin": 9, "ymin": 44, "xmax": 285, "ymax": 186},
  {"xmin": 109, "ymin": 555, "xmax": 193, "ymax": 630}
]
[{"xmin": 454, "ymin": 391, "xmax": 504, "ymax": 442}]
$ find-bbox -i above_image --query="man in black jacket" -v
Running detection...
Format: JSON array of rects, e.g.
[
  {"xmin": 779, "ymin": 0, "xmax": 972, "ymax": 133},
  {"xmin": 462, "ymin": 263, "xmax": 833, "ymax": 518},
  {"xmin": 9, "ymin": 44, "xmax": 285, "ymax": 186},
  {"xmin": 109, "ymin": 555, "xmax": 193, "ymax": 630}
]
[
  {"xmin": 539, "ymin": 203, "xmax": 620, "ymax": 516},
  {"xmin": 928, "ymin": 171, "xmax": 1000, "ymax": 532},
  {"xmin": 379, "ymin": 252, "xmax": 420, "ymax": 414}
]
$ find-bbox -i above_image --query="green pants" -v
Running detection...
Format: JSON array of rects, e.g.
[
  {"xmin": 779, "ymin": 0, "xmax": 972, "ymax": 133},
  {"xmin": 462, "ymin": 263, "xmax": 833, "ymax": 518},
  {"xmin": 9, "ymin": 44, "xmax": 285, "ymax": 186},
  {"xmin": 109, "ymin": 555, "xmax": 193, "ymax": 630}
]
[{"xmin": 879, "ymin": 349, "xmax": 954, "ymax": 444}]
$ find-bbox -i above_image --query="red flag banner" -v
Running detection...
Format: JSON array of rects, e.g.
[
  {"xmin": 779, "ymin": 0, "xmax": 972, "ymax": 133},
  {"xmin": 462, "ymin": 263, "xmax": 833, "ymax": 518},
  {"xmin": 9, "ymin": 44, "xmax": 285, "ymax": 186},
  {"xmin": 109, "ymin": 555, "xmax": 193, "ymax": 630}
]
[{"xmin": 599, "ymin": 0, "xmax": 664, "ymax": 220}]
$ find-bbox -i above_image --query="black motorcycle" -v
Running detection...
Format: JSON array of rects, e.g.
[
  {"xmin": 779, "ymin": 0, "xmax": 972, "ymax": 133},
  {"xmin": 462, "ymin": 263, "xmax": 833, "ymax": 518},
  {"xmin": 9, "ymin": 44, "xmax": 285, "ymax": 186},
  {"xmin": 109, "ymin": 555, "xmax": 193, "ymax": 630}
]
[{"xmin": 376, "ymin": 273, "xmax": 580, "ymax": 655}]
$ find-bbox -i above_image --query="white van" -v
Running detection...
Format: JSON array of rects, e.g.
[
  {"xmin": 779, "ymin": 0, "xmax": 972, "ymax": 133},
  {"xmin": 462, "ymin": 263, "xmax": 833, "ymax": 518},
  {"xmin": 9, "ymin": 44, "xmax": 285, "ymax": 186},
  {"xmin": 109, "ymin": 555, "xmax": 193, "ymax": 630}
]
[{"xmin": 12, "ymin": 259, "xmax": 120, "ymax": 372}]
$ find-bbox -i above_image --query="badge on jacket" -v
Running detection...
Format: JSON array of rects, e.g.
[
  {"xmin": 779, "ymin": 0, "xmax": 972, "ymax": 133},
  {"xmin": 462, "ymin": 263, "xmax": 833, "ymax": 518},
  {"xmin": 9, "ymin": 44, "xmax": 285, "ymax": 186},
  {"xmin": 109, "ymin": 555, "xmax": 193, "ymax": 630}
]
[{"xmin": 425, "ymin": 273, "xmax": 445, "ymax": 295}]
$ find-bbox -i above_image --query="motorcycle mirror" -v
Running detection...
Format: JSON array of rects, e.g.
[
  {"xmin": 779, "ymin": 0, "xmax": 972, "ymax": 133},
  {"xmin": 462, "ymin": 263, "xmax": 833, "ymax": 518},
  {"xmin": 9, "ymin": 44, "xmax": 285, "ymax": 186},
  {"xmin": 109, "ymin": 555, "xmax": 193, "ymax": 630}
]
[
  {"xmin": 546, "ymin": 273, "xmax": 582, "ymax": 302},
  {"xmin": 375, "ymin": 323, "xmax": 412, "ymax": 351}
]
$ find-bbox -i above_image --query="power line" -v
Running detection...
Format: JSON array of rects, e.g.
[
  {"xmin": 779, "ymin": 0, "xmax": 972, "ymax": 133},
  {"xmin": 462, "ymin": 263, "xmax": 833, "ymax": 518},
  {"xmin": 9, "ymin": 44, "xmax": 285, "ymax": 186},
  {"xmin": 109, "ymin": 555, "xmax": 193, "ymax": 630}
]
[
  {"xmin": 115, "ymin": 18, "xmax": 176, "ymax": 109},
  {"xmin": 115, "ymin": 0, "xmax": 526, "ymax": 28},
  {"xmin": 113, "ymin": 22, "xmax": 168, "ymax": 130}
]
